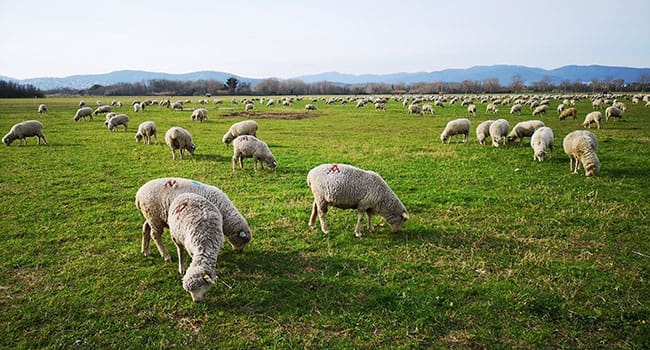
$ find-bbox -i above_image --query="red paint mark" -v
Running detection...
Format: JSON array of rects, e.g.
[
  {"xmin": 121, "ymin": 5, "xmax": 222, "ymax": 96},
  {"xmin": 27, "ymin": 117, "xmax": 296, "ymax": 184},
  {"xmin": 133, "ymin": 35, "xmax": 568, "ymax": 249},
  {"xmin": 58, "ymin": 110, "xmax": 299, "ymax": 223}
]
[
  {"xmin": 327, "ymin": 164, "xmax": 340, "ymax": 175},
  {"xmin": 173, "ymin": 201, "xmax": 188, "ymax": 215},
  {"xmin": 164, "ymin": 179, "xmax": 177, "ymax": 188}
]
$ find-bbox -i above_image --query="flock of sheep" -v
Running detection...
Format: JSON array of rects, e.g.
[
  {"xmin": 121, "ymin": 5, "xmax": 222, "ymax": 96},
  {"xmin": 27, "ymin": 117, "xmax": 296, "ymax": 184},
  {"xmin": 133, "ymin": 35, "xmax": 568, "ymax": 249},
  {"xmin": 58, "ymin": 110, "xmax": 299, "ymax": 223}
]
[{"xmin": 3, "ymin": 92, "xmax": 644, "ymax": 301}]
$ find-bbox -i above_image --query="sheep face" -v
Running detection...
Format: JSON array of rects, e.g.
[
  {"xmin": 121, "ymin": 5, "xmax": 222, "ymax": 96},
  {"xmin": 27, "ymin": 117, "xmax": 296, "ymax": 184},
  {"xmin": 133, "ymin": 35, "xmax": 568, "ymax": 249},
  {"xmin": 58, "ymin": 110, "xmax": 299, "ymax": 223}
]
[
  {"xmin": 183, "ymin": 270, "xmax": 213, "ymax": 302},
  {"xmin": 229, "ymin": 230, "xmax": 252, "ymax": 252},
  {"xmin": 135, "ymin": 133, "xmax": 144, "ymax": 142},
  {"xmin": 2, "ymin": 134, "xmax": 15, "ymax": 146},
  {"xmin": 387, "ymin": 211, "xmax": 409, "ymax": 233},
  {"xmin": 188, "ymin": 143, "xmax": 196, "ymax": 154}
]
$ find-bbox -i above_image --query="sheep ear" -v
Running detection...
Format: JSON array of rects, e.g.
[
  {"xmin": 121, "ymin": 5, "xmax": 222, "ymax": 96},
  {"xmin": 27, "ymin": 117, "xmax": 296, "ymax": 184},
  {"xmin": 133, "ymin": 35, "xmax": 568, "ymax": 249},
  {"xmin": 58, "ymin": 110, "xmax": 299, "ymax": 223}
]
[
  {"xmin": 402, "ymin": 212, "xmax": 410, "ymax": 220},
  {"xmin": 238, "ymin": 231, "xmax": 246, "ymax": 238}
]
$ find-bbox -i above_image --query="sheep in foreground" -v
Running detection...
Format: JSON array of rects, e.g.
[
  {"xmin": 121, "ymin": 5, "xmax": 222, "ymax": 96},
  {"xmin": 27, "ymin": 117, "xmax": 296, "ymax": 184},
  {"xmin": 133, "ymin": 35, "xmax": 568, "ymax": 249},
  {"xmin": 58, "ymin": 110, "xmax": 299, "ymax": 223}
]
[
  {"xmin": 135, "ymin": 177, "xmax": 253, "ymax": 261},
  {"xmin": 73, "ymin": 107, "xmax": 93, "ymax": 121},
  {"xmin": 165, "ymin": 127, "xmax": 195, "ymax": 160},
  {"xmin": 222, "ymin": 119, "xmax": 258, "ymax": 145},
  {"xmin": 191, "ymin": 108, "xmax": 208, "ymax": 123},
  {"xmin": 532, "ymin": 105, "xmax": 548, "ymax": 117},
  {"xmin": 232, "ymin": 135, "xmax": 277, "ymax": 171},
  {"xmin": 605, "ymin": 106, "xmax": 622, "ymax": 121},
  {"xmin": 530, "ymin": 127, "xmax": 554, "ymax": 162},
  {"xmin": 135, "ymin": 121, "xmax": 157, "ymax": 144},
  {"xmin": 440, "ymin": 118, "xmax": 471, "ymax": 143},
  {"xmin": 507, "ymin": 120, "xmax": 545, "ymax": 145},
  {"xmin": 582, "ymin": 111, "xmax": 602, "ymax": 129},
  {"xmin": 37, "ymin": 104, "xmax": 47, "ymax": 114},
  {"xmin": 510, "ymin": 104, "xmax": 522, "ymax": 114},
  {"xmin": 168, "ymin": 193, "xmax": 224, "ymax": 302},
  {"xmin": 2, "ymin": 120, "xmax": 47, "ymax": 146},
  {"xmin": 307, "ymin": 163, "xmax": 409, "ymax": 237},
  {"xmin": 559, "ymin": 107, "xmax": 578, "ymax": 120},
  {"xmin": 94, "ymin": 105, "xmax": 112, "ymax": 115},
  {"xmin": 563, "ymin": 130, "xmax": 600, "ymax": 177},
  {"xmin": 476, "ymin": 120, "xmax": 495, "ymax": 145},
  {"xmin": 105, "ymin": 114, "xmax": 129, "ymax": 132},
  {"xmin": 489, "ymin": 119, "xmax": 510, "ymax": 147}
]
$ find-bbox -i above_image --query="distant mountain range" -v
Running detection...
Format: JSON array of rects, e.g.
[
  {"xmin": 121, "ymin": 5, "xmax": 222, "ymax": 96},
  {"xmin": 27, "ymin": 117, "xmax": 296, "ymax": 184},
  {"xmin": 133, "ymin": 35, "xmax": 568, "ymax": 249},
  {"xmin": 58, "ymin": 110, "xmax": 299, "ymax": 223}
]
[{"xmin": 2, "ymin": 65, "xmax": 648, "ymax": 90}]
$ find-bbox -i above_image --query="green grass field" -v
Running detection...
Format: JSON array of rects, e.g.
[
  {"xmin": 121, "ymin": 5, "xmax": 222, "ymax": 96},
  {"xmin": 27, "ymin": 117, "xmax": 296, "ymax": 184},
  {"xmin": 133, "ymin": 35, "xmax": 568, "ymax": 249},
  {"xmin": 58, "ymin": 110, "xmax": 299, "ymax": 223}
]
[{"xmin": 1, "ymin": 95, "xmax": 648, "ymax": 348}]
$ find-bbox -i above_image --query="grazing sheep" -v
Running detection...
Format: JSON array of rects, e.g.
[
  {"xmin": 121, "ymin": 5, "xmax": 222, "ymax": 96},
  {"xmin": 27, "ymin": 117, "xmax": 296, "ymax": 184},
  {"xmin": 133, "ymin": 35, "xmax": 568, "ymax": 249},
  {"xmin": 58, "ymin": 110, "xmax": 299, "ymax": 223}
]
[
  {"xmin": 507, "ymin": 120, "xmax": 545, "ymax": 145},
  {"xmin": 582, "ymin": 111, "xmax": 602, "ymax": 129},
  {"xmin": 421, "ymin": 104, "xmax": 435, "ymax": 115},
  {"xmin": 231, "ymin": 135, "xmax": 277, "ymax": 171},
  {"xmin": 94, "ymin": 105, "xmax": 112, "ymax": 115},
  {"xmin": 486, "ymin": 103, "xmax": 499, "ymax": 114},
  {"xmin": 557, "ymin": 104, "xmax": 566, "ymax": 114},
  {"xmin": 374, "ymin": 102, "xmax": 386, "ymax": 111},
  {"xmin": 133, "ymin": 103, "xmax": 142, "ymax": 113},
  {"xmin": 510, "ymin": 103, "xmax": 523, "ymax": 115},
  {"xmin": 305, "ymin": 104, "xmax": 317, "ymax": 111},
  {"xmin": 559, "ymin": 107, "xmax": 578, "ymax": 120},
  {"xmin": 2, "ymin": 120, "xmax": 47, "ymax": 146},
  {"xmin": 244, "ymin": 103, "xmax": 254, "ymax": 112},
  {"xmin": 408, "ymin": 104, "xmax": 423, "ymax": 115},
  {"xmin": 467, "ymin": 104, "xmax": 477, "ymax": 116},
  {"xmin": 73, "ymin": 107, "xmax": 93, "ymax": 121},
  {"xmin": 222, "ymin": 120, "xmax": 258, "ymax": 145},
  {"xmin": 191, "ymin": 108, "xmax": 208, "ymax": 123},
  {"xmin": 530, "ymin": 127, "xmax": 554, "ymax": 162},
  {"xmin": 563, "ymin": 130, "xmax": 600, "ymax": 177},
  {"xmin": 165, "ymin": 127, "xmax": 195, "ymax": 160},
  {"xmin": 167, "ymin": 193, "xmax": 224, "ymax": 302},
  {"xmin": 135, "ymin": 121, "xmax": 157, "ymax": 144},
  {"xmin": 135, "ymin": 177, "xmax": 253, "ymax": 261},
  {"xmin": 605, "ymin": 106, "xmax": 623, "ymax": 121},
  {"xmin": 104, "ymin": 112, "xmax": 116, "ymax": 122},
  {"xmin": 532, "ymin": 105, "xmax": 548, "ymax": 116},
  {"xmin": 307, "ymin": 163, "xmax": 409, "ymax": 237},
  {"xmin": 171, "ymin": 102, "xmax": 183, "ymax": 111},
  {"xmin": 105, "ymin": 114, "xmax": 129, "ymax": 132},
  {"xmin": 489, "ymin": 119, "xmax": 510, "ymax": 147},
  {"xmin": 37, "ymin": 104, "xmax": 47, "ymax": 114},
  {"xmin": 79, "ymin": 100, "xmax": 86, "ymax": 107},
  {"xmin": 440, "ymin": 118, "xmax": 471, "ymax": 144},
  {"xmin": 476, "ymin": 120, "xmax": 495, "ymax": 145}
]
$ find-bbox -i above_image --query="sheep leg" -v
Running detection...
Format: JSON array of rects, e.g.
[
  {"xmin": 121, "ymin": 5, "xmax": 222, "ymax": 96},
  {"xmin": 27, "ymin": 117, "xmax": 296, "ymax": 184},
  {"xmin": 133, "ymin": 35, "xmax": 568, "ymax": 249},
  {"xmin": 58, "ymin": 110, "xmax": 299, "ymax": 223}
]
[
  {"xmin": 141, "ymin": 221, "xmax": 152, "ymax": 256},
  {"xmin": 171, "ymin": 150, "xmax": 176, "ymax": 160},
  {"xmin": 179, "ymin": 149, "xmax": 185, "ymax": 160},
  {"xmin": 309, "ymin": 201, "xmax": 319, "ymax": 230},
  {"xmin": 315, "ymin": 202, "xmax": 330, "ymax": 234},
  {"xmin": 355, "ymin": 210, "xmax": 365, "ymax": 237},
  {"xmin": 145, "ymin": 222, "xmax": 171, "ymax": 261},
  {"xmin": 366, "ymin": 211, "xmax": 375, "ymax": 233},
  {"xmin": 231, "ymin": 155, "xmax": 238, "ymax": 171},
  {"xmin": 151, "ymin": 228, "xmax": 171, "ymax": 262},
  {"xmin": 173, "ymin": 241, "xmax": 186, "ymax": 275}
]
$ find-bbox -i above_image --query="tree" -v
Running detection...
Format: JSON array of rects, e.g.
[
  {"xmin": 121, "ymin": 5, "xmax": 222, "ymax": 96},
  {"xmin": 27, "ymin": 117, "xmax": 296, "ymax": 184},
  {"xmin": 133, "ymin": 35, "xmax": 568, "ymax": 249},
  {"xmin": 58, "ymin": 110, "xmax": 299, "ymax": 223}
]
[
  {"xmin": 510, "ymin": 74, "xmax": 525, "ymax": 93},
  {"xmin": 224, "ymin": 77, "xmax": 239, "ymax": 93}
]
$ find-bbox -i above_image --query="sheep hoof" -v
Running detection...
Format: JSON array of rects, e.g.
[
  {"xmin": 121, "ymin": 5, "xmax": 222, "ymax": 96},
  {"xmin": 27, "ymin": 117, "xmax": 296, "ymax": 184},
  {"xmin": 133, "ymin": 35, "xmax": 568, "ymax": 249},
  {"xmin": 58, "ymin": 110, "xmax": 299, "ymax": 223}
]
[{"xmin": 354, "ymin": 232, "xmax": 363, "ymax": 238}]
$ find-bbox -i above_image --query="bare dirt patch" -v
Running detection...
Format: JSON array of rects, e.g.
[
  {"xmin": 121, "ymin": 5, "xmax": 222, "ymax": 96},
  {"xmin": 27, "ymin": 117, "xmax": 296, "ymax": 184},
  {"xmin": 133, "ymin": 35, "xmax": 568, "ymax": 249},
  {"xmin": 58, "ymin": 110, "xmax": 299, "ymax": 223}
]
[{"xmin": 221, "ymin": 111, "xmax": 316, "ymax": 120}]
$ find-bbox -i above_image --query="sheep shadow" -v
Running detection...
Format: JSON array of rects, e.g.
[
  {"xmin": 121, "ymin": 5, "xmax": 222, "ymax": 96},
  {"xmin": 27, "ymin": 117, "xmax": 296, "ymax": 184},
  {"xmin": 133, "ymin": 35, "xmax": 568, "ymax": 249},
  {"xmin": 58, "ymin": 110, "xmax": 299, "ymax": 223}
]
[{"xmin": 193, "ymin": 153, "xmax": 231, "ymax": 162}]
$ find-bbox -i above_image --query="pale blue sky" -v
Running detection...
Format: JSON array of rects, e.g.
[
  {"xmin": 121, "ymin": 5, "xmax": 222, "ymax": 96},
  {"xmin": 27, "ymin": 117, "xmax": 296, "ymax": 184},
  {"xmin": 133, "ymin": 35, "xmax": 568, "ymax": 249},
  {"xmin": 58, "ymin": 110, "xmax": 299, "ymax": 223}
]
[{"xmin": 1, "ymin": 0, "xmax": 648, "ymax": 79}]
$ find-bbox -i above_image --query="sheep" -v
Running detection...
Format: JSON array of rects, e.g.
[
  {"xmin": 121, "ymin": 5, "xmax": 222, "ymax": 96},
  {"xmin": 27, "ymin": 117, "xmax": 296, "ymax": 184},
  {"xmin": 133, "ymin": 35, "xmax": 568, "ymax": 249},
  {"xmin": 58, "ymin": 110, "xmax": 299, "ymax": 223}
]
[
  {"xmin": 582, "ymin": 111, "xmax": 602, "ymax": 129},
  {"xmin": 305, "ymin": 104, "xmax": 317, "ymax": 111},
  {"xmin": 134, "ymin": 177, "xmax": 253, "ymax": 262},
  {"xmin": 374, "ymin": 102, "xmax": 386, "ymax": 111},
  {"xmin": 135, "ymin": 121, "xmax": 157, "ymax": 144},
  {"xmin": 307, "ymin": 163, "xmax": 409, "ymax": 237},
  {"xmin": 408, "ymin": 104, "xmax": 423, "ymax": 115},
  {"xmin": 559, "ymin": 107, "xmax": 578, "ymax": 120},
  {"xmin": 421, "ymin": 104, "xmax": 435, "ymax": 115},
  {"xmin": 563, "ymin": 130, "xmax": 600, "ymax": 177},
  {"xmin": 530, "ymin": 127, "xmax": 554, "ymax": 162},
  {"xmin": 167, "ymin": 193, "xmax": 224, "ymax": 302},
  {"xmin": 79, "ymin": 100, "xmax": 86, "ymax": 107},
  {"xmin": 105, "ymin": 114, "xmax": 129, "ymax": 132},
  {"xmin": 486, "ymin": 103, "xmax": 499, "ymax": 114},
  {"xmin": 532, "ymin": 105, "xmax": 548, "ymax": 116},
  {"xmin": 94, "ymin": 105, "xmax": 112, "ymax": 115},
  {"xmin": 489, "ymin": 119, "xmax": 510, "ymax": 147},
  {"xmin": 2, "ymin": 120, "xmax": 47, "ymax": 146},
  {"xmin": 266, "ymin": 98, "xmax": 275, "ymax": 107},
  {"xmin": 476, "ymin": 120, "xmax": 495, "ymax": 145},
  {"xmin": 37, "ymin": 104, "xmax": 47, "ymax": 114},
  {"xmin": 510, "ymin": 103, "xmax": 523, "ymax": 114},
  {"xmin": 222, "ymin": 120, "xmax": 258, "ymax": 145},
  {"xmin": 171, "ymin": 102, "xmax": 183, "ymax": 110},
  {"xmin": 507, "ymin": 120, "xmax": 545, "ymax": 145},
  {"xmin": 165, "ymin": 127, "xmax": 195, "ymax": 160},
  {"xmin": 133, "ymin": 103, "xmax": 142, "ymax": 113},
  {"xmin": 605, "ymin": 106, "xmax": 622, "ymax": 121},
  {"xmin": 244, "ymin": 103, "xmax": 254, "ymax": 112},
  {"xmin": 231, "ymin": 135, "xmax": 277, "ymax": 171},
  {"xmin": 191, "ymin": 108, "xmax": 208, "ymax": 123},
  {"xmin": 557, "ymin": 103, "xmax": 566, "ymax": 114},
  {"xmin": 73, "ymin": 107, "xmax": 93, "ymax": 121},
  {"xmin": 440, "ymin": 118, "xmax": 471, "ymax": 144},
  {"xmin": 104, "ymin": 112, "xmax": 116, "ymax": 122},
  {"xmin": 467, "ymin": 104, "xmax": 477, "ymax": 116}
]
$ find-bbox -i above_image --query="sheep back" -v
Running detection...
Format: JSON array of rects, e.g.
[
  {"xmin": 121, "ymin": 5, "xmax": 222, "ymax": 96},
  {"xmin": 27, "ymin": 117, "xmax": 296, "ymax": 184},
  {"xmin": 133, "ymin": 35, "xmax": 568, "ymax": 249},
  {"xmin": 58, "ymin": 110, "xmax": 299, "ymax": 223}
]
[
  {"xmin": 73, "ymin": 107, "xmax": 93, "ymax": 121},
  {"xmin": 106, "ymin": 114, "xmax": 129, "ymax": 132},
  {"xmin": 222, "ymin": 120, "xmax": 258, "ymax": 144},
  {"xmin": 507, "ymin": 120, "xmax": 545, "ymax": 145}
]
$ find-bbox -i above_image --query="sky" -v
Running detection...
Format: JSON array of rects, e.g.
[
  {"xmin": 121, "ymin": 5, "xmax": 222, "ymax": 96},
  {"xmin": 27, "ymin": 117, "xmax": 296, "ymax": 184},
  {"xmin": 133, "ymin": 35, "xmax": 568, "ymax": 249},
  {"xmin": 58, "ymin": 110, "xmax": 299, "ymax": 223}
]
[{"xmin": 1, "ymin": 0, "xmax": 648, "ymax": 80}]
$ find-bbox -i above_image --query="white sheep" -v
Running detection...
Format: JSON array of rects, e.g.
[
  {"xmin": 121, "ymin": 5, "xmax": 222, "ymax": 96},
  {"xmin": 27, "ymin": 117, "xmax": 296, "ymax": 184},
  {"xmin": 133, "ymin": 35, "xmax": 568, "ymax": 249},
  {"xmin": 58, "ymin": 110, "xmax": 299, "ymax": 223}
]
[
  {"xmin": 530, "ymin": 127, "xmax": 554, "ymax": 162},
  {"xmin": 165, "ymin": 127, "xmax": 195, "ymax": 160},
  {"xmin": 79, "ymin": 100, "xmax": 86, "ymax": 107},
  {"xmin": 476, "ymin": 120, "xmax": 495, "ymax": 145},
  {"xmin": 421, "ymin": 104, "xmax": 435, "ymax": 115},
  {"xmin": 532, "ymin": 105, "xmax": 548, "ymax": 116},
  {"xmin": 605, "ymin": 106, "xmax": 622, "ymax": 121},
  {"xmin": 94, "ymin": 105, "xmax": 112, "ymax": 115},
  {"xmin": 408, "ymin": 104, "xmax": 423, "ymax": 115},
  {"xmin": 374, "ymin": 102, "xmax": 386, "ymax": 111},
  {"xmin": 135, "ymin": 121, "xmax": 157, "ymax": 144},
  {"xmin": 222, "ymin": 120, "xmax": 258, "ymax": 145},
  {"xmin": 105, "ymin": 114, "xmax": 129, "ymax": 132},
  {"xmin": 489, "ymin": 119, "xmax": 510, "ymax": 147},
  {"xmin": 510, "ymin": 103, "xmax": 523, "ymax": 114},
  {"xmin": 191, "ymin": 108, "xmax": 208, "ymax": 123},
  {"xmin": 582, "ymin": 111, "xmax": 602, "ymax": 129},
  {"xmin": 73, "ymin": 107, "xmax": 93, "ymax": 121},
  {"xmin": 467, "ymin": 104, "xmax": 477, "ymax": 116},
  {"xmin": 305, "ymin": 104, "xmax": 317, "ymax": 111},
  {"xmin": 563, "ymin": 130, "xmax": 600, "ymax": 177},
  {"xmin": 244, "ymin": 103, "xmax": 254, "ymax": 112},
  {"xmin": 168, "ymin": 192, "xmax": 224, "ymax": 302},
  {"xmin": 231, "ymin": 135, "xmax": 277, "ymax": 171},
  {"xmin": 135, "ymin": 177, "xmax": 253, "ymax": 261},
  {"xmin": 307, "ymin": 163, "xmax": 409, "ymax": 237},
  {"xmin": 440, "ymin": 118, "xmax": 471, "ymax": 144},
  {"xmin": 104, "ymin": 112, "xmax": 116, "ymax": 122},
  {"xmin": 486, "ymin": 103, "xmax": 499, "ymax": 114},
  {"xmin": 37, "ymin": 104, "xmax": 47, "ymax": 114},
  {"xmin": 507, "ymin": 120, "xmax": 545, "ymax": 145},
  {"xmin": 171, "ymin": 102, "xmax": 183, "ymax": 111},
  {"xmin": 133, "ymin": 103, "xmax": 142, "ymax": 113},
  {"xmin": 2, "ymin": 120, "xmax": 47, "ymax": 146}
]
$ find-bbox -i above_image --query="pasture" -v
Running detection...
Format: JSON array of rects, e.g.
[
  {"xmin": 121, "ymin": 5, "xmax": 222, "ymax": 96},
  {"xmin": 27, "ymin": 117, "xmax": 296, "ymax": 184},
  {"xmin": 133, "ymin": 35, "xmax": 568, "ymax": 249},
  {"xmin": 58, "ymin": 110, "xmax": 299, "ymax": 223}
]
[{"xmin": 0, "ymin": 95, "xmax": 648, "ymax": 348}]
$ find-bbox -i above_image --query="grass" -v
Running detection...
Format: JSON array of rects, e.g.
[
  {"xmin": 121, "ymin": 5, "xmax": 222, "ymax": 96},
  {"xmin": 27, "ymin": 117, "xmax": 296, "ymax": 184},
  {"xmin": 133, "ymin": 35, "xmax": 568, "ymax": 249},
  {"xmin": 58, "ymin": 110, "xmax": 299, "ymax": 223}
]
[{"xmin": 0, "ymin": 95, "xmax": 648, "ymax": 348}]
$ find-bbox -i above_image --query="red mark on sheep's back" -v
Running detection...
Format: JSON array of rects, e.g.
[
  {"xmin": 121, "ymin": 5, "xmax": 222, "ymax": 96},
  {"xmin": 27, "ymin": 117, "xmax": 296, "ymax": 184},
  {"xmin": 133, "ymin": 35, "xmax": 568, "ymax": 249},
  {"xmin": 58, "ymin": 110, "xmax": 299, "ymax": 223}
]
[
  {"xmin": 165, "ymin": 179, "xmax": 177, "ymax": 188},
  {"xmin": 173, "ymin": 201, "xmax": 188, "ymax": 215},
  {"xmin": 327, "ymin": 164, "xmax": 340, "ymax": 175}
]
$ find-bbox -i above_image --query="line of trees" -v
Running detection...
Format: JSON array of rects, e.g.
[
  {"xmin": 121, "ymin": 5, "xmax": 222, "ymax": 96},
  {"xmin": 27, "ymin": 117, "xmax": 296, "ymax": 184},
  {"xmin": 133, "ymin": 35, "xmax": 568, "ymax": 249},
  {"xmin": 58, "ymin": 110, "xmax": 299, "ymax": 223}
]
[
  {"xmin": 0, "ymin": 80, "xmax": 45, "ymax": 98},
  {"xmin": 45, "ymin": 74, "xmax": 650, "ymax": 97}
]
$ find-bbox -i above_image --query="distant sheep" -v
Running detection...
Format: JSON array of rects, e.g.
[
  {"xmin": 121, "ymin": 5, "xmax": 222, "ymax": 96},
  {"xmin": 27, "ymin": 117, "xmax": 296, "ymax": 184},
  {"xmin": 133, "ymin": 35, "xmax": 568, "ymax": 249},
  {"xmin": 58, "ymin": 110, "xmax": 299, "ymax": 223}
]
[
  {"xmin": 408, "ymin": 104, "xmax": 423, "ymax": 115},
  {"xmin": 510, "ymin": 104, "xmax": 523, "ymax": 114},
  {"xmin": 73, "ymin": 107, "xmax": 93, "ymax": 121},
  {"xmin": 307, "ymin": 163, "xmax": 409, "ymax": 237},
  {"xmin": 222, "ymin": 120, "xmax": 258, "ymax": 145},
  {"xmin": 486, "ymin": 103, "xmax": 499, "ymax": 114},
  {"xmin": 563, "ymin": 130, "xmax": 600, "ymax": 177},
  {"xmin": 171, "ymin": 102, "xmax": 183, "ymax": 111},
  {"xmin": 507, "ymin": 120, "xmax": 545, "ymax": 145},
  {"xmin": 165, "ymin": 127, "xmax": 195, "ymax": 160},
  {"xmin": 605, "ymin": 106, "xmax": 622, "ymax": 121},
  {"xmin": 191, "ymin": 108, "xmax": 208, "ymax": 123},
  {"xmin": 135, "ymin": 121, "xmax": 157, "ymax": 144},
  {"xmin": 582, "ymin": 111, "xmax": 602, "ymax": 129},
  {"xmin": 94, "ymin": 105, "xmax": 112, "ymax": 115},
  {"xmin": 105, "ymin": 114, "xmax": 129, "ymax": 132},
  {"xmin": 530, "ymin": 127, "xmax": 554, "ymax": 162},
  {"xmin": 559, "ymin": 107, "xmax": 577, "ymax": 120},
  {"xmin": 37, "ymin": 104, "xmax": 47, "ymax": 114},
  {"xmin": 467, "ymin": 104, "xmax": 477, "ymax": 116},
  {"xmin": 374, "ymin": 102, "xmax": 386, "ymax": 111},
  {"xmin": 2, "ymin": 120, "xmax": 47, "ymax": 146},
  {"xmin": 133, "ymin": 103, "xmax": 142, "ymax": 113},
  {"xmin": 476, "ymin": 120, "xmax": 495, "ymax": 145},
  {"xmin": 489, "ymin": 119, "xmax": 510, "ymax": 147},
  {"xmin": 231, "ymin": 135, "xmax": 277, "ymax": 171},
  {"xmin": 305, "ymin": 104, "xmax": 317, "ymax": 111},
  {"xmin": 532, "ymin": 105, "xmax": 548, "ymax": 116},
  {"xmin": 440, "ymin": 118, "xmax": 471, "ymax": 144},
  {"xmin": 421, "ymin": 104, "xmax": 435, "ymax": 115},
  {"xmin": 79, "ymin": 100, "xmax": 86, "ymax": 107}
]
